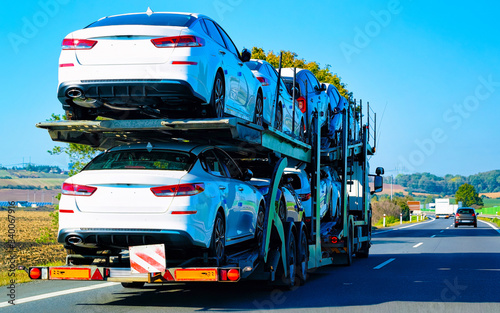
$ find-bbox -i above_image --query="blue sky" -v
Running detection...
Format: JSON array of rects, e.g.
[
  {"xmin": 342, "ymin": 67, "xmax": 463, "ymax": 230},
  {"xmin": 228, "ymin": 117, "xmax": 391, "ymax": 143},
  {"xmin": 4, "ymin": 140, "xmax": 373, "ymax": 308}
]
[{"xmin": 0, "ymin": 0, "xmax": 499, "ymax": 176}]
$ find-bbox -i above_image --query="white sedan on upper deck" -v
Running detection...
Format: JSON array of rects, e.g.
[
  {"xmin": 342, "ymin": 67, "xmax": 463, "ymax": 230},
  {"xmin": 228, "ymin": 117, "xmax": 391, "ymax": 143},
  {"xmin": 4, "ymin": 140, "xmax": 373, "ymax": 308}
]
[{"xmin": 58, "ymin": 10, "xmax": 263, "ymax": 123}]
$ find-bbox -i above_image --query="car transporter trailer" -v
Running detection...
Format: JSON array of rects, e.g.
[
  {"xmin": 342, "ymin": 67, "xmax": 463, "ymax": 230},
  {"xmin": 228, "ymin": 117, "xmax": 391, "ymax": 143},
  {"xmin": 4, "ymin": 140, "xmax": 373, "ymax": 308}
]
[{"xmin": 21, "ymin": 101, "xmax": 382, "ymax": 289}]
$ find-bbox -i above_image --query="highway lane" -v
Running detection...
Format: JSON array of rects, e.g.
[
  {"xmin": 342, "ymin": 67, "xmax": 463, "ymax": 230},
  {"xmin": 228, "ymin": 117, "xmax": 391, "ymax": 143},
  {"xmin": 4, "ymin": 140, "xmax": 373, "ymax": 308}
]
[{"xmin": 3, "ymin": 218, "xmax": 499, "ymax": 313}]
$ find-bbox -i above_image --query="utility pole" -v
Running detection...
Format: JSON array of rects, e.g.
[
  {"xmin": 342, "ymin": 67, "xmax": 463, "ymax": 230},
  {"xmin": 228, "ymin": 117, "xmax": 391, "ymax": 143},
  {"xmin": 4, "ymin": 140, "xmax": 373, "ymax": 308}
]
[{"xmin": 391, "ymin": 175, "xmax": 393, "ymax": 201}]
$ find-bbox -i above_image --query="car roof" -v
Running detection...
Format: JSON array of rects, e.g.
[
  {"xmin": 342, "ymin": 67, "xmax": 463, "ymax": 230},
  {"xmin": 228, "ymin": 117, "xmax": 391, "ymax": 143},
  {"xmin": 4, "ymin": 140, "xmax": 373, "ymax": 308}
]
[
  {"xmin": 107, "ymin": 142, "xmax": 215, "ymax": 155},
  {"xmin": 280, "ymin": 68, "xmax": 308, "ymax": 78},
  {"xmin": 249, "ymin": 59, "xmax": 270, "ymax": 65},
  {"xmin": 95, "ymin": 11, "xmax": 210, "ymax": 22}
]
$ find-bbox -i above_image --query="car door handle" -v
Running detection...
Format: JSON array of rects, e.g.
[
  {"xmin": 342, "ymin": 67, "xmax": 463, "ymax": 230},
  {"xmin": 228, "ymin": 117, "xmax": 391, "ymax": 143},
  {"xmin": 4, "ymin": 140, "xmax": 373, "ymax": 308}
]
[
  {"xmin": 219, "ymin": 50, "xmax": 226, "ymax": 55},
  {"xmin": 238, "ymin": 62, "xmax": 243, "ymax": 66},
  {"xmin": 238, "ymin": 187, "xmax": 244, "ymax": 191},
  {"xmin": 219, "ymin": 186, "xmax": 226, "ymax": 190}
]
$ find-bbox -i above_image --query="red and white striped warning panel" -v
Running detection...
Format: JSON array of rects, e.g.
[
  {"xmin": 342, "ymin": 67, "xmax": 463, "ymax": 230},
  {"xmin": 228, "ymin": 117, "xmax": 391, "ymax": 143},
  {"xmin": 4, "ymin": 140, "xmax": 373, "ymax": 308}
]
[{"xmin": 130, "ymin": 244, "xmax": 166, "ymax": 274}]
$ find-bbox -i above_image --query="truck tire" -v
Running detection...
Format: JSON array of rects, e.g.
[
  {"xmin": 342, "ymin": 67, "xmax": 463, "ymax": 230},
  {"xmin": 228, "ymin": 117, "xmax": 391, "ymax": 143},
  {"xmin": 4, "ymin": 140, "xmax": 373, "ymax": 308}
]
[
  {"xmin": 357, "ymin": 212, "xmax": 371, "ymax": 258},
  {"xmin": 280, "ymin": 223, "xmax": 297, "ymax": 289},
  {"xmin": 297, "ymin": 226, "xmax": 308, "ymax": 285},
  {"xmin": 121, "ymin": 282, "xmax": 145, "ymax": 288},
  {"xmin": 344, "ymin": 224, "xmax": 353, "ymax": 266}
]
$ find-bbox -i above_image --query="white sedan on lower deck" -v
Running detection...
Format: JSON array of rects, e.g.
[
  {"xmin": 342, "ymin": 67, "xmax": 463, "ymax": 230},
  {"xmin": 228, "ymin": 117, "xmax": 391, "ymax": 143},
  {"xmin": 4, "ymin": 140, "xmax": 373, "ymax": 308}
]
[{"xmin": 58, "ymin": 142, "xmax": 265, "ymax": 263}]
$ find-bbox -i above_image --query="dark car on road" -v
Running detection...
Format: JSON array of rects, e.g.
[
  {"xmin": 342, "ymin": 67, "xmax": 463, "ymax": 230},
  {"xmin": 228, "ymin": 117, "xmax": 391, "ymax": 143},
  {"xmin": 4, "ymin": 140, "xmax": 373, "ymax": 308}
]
[{"xmin": 454, "ymin": 207, "xmax": 477, "ymax": 227}]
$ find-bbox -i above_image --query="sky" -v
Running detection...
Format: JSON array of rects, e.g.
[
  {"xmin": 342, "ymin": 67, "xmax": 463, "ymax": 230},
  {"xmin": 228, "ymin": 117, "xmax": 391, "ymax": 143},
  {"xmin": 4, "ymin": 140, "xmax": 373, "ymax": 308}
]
[{"xmin": 0, "ymin": 0, "xmax": 499, "ymax": 177}]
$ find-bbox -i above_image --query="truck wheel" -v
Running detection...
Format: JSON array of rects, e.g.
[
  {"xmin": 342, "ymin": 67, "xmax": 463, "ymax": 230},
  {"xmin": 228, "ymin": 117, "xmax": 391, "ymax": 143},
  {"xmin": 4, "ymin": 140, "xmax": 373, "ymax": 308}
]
[
  {"xmin": 297, "ymin": 227, "xmax": 308, "ymax": 285},
  {"xmin": 281, "ymin": 224, "xmax": 297, "ymax": 289},
  {"xmin": 121, "ymin": 282, "xmax": 145, "ymax": 288},
  {"xmin": 210, "ymin": 211, "xmax": 225, "ymax": 264},
  {"xmin": 210, "ymin": 71, "xmax": 225, "ymax": 118},
  {"xmin": 344, "ymin": 225, "xmax": 353, "ymax": 266}
]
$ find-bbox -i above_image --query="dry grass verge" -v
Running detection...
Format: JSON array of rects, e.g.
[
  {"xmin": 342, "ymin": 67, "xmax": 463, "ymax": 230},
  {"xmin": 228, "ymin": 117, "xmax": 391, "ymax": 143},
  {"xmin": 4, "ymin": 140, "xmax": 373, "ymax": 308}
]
[{"xmin": 1, "ymin": 211, "xmax": 66, "ymax": 286}]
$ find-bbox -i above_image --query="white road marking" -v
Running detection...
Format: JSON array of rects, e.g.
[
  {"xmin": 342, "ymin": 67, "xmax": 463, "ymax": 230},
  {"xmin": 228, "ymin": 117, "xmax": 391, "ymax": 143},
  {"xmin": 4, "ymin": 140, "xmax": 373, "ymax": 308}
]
[
  {"xmin": 413, "ymin": 242, "xmax": 423, "ymax": 248},
  {"xmin": 373, "ymin": 229, "xmax": 396, "ymax": 235},
  {"xmin": 431, "ymin": 235, "xmax": 436, "ymax": 238},
  {"xmin": 374, "ymin": 258, "xmax": 396, "ymax": 270},
  {"xmin": 478, "ymin": 219, "xmax": 500, "ymax": 235},
  {"xmin": 373, "ymin": 218, "xmax": 436, "ymax": 236},
  {"xmin": 446, "ymin": 227, "xmax": 450, "ymax": 229},
  {"xmin": 0, "ymin": 282, "xmax": 119, "ymax": 308}
]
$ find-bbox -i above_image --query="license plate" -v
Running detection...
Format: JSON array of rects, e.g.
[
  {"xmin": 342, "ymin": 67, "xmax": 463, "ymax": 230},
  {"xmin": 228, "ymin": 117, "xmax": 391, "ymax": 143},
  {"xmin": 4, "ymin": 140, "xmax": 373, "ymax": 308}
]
[
  {"xmin": 462, "ymin": 220, "xmax": 472, "ymax": 223},
  {"xmin": 50, "ymin": 267, "xmax": 91, "ymax": 280},
  {"xmin": 174, "ymin": 268, "xmax": 218, "ymax": 281}
]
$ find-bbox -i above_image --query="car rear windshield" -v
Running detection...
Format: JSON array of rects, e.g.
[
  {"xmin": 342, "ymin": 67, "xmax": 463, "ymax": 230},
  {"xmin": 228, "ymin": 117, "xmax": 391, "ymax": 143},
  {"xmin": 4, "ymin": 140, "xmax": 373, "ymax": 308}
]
[
  {"xmin": 245, "ymin": 61, "xmax": 262, "ymax": 71},
  {"xmin": 84, "ymin": 150, "xmax": 195, "ymax": 171},
  {"xmin": 458, "ymin": 209, "xmax": 475, "ymax": 214},
  {"xmin": 86, "ymin": 13, "xmax": 196, "ymax": 28}
]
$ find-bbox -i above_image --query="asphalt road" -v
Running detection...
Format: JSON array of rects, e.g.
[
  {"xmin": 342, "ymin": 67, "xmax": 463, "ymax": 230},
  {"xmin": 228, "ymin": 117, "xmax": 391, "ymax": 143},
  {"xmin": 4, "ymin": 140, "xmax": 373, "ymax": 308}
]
[{"xmin": 2, "ymin": 218, "xmax": 499, "ymax": 313}]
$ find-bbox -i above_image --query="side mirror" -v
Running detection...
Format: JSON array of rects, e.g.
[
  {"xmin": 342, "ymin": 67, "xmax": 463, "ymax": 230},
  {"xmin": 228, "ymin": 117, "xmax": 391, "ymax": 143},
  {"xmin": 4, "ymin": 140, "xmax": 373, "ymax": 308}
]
[
  {"xmin": 241, "ymin": 168, "xmax": 253, "ymax": 181},
  {"xmin": 240, "ymin": 48, "xmax": 251, "ymax": 62},
  {"xmin": 376, "ymin": 167, "xmax": 384, "ymax": 175},
  {"xmin": 372, "ymin": 175, "xmax": 383, "ymax": 194},
  {"xmin": 321, "ymin": 83, "xmax": 327, "ymax": 91}
]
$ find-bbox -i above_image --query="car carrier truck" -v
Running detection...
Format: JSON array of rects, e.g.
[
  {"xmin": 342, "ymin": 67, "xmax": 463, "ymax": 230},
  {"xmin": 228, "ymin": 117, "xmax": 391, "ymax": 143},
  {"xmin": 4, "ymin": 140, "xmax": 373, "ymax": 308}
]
[{"xmin": 21, "ymin": 96, "xmax": 383, "ymax": 289}]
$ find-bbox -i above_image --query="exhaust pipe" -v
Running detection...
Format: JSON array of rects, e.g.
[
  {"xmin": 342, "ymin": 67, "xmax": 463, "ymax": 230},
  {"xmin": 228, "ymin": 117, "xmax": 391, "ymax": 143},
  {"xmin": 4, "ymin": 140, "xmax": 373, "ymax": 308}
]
[
  {"xmin": 66, "ymin": 88, "xmax": 83, "ymax": 99},
  {"xmin": 67, "ymin": 236, "xmax": 83, "ymax": 245}
]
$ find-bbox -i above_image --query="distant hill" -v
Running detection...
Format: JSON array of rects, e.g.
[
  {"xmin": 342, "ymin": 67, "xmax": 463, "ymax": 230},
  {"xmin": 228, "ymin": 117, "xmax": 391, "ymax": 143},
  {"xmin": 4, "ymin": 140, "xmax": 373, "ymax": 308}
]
[
  {"xmin": 0, "ymin": 169, "xmax": 67, "ymax": 190},
  {"xmin": 393, "ymin": 170, "xmax": 500, "ymax": 196}
]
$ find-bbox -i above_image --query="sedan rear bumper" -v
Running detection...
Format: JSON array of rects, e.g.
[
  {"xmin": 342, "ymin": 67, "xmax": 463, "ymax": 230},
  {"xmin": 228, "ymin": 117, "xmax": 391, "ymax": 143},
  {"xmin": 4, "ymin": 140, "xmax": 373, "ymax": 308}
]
[
  {"xmin": 58, "ymin": 80, "xmax": 208, "ymax": 111},
  {"xmin": 58, "ymin": 228, "xmax": 202, "ymax": 251}
]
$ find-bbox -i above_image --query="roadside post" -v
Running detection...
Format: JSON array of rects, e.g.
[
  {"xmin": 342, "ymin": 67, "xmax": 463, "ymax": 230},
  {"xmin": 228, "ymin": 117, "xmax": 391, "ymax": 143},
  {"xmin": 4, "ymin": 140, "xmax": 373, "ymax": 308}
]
[{"xmin": 383, "ymin": 214, "xmax": 386, "ymax": 227}]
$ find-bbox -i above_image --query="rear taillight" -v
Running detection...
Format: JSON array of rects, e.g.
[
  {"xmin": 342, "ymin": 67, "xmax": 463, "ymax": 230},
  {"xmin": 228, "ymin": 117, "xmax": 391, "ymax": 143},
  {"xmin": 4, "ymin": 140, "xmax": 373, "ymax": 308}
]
[
  {"xmin": 257, "ymin": 76, "xmax": 270, "ymax": 86},
  {"xmin": 62, "ymin": 183, "xmax": 97, "ymax": 196},
  {"xmin": 456, "ymin": 213, "xmax": 460, "ymax": 217},
  {"xmin": 472, "ymin": 213, "xmax": 475, "ymax": 217},
  {"xmin": 62, "ymin": 39, "xmax": 97, "ymax": 50},
  {"xmin": 297, "ymin": 96, "xmax": 307, "ymax": 113},
  {"xmin": 29, "ymin": 267, "xmax": 41, "ymax": 279},
  {"xmin": 299, "ymin": 193, "xmax": 311, "ymax": 202},
  {"xmin": 219, "ymin": 268, "xmax": 240, "ymax": 281},
  {"xmin": 151, "ymin": 36, "xmax": 205, "ymax": 48},
  {"xmin": 151, "ymin": 183, "xmax": 205, "ymax": 197}
]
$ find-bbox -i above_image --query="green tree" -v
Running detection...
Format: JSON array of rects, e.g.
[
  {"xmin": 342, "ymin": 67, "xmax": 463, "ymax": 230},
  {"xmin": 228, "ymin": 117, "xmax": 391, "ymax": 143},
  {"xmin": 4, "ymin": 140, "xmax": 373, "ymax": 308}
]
[
  {"xmin": 390, "ymin": 195, "xmax": 414, "ymax": 221},
  {"xmin": 455, "ymin": 183, "xmax": 483, "ymax": 207},
  {"xmin": 47, "ymin": 114, "xmax": 100, "ymax": 176},
  {"xmin": 251, "ymin": 47, "xmax": 353, "ymax": 101}
]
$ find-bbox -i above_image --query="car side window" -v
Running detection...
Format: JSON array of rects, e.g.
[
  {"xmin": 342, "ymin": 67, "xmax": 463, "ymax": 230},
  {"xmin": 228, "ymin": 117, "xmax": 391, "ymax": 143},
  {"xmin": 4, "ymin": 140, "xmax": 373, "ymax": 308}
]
[
  {"xmin": 200, "ymin": 150, "xmax": 227, "ymax": 177},
  {"xmin": 214, "ymin": 149, "xmax": 242, "ymax": 179},
  {"xmin": 216, "ymin": 23, "xmax": 240, "ymax": 57},
  {"xmin": 204, "ymin": 19, "xmax": 226, "ymax": 48},
  {"xmin": 306, "ymin": 72, "xmax": 320, "ymax": 90},
  {"xmin": 199, "ymin": 19, "xmax": 209, "ymax": 35},
  {"xmin": 268, "ymin": 65, "xmax": 279, "ymax": 82}
]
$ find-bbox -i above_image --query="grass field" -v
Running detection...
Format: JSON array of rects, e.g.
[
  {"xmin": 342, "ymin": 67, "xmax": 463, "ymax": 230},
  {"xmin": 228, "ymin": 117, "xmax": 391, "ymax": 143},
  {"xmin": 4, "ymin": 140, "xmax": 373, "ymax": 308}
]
[{"xmin": 0, "ymin": 211, "xmax": 66, "ymax": 286}]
